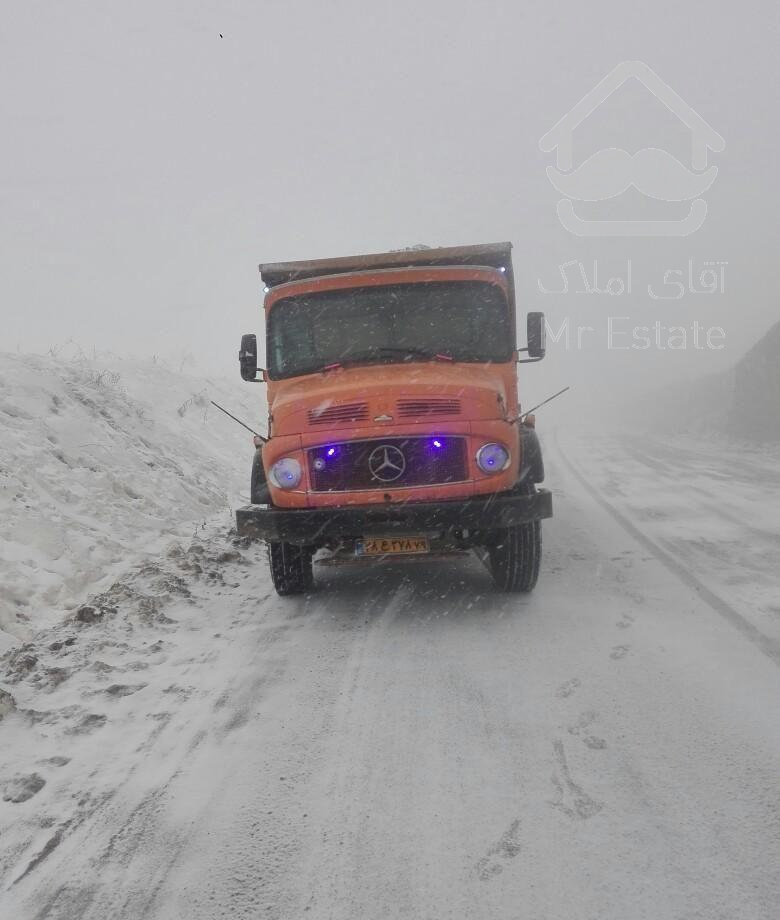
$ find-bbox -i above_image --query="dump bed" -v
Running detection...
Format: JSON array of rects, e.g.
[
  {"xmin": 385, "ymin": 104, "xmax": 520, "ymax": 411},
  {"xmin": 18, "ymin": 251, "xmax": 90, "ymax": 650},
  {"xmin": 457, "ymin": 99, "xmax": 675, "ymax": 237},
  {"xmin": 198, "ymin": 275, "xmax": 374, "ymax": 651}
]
[{"xmin": 259, "ymin": 241, "xmax": 515, "ymax": 311}]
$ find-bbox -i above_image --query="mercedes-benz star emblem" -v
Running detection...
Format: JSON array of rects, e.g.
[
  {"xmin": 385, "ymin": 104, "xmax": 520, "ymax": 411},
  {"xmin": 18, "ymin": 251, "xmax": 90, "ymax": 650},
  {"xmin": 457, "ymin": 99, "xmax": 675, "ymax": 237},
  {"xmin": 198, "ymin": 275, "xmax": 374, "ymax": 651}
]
[{"xmin": 368, "ymin": 444, "xmax": 406, "ymax": 482}]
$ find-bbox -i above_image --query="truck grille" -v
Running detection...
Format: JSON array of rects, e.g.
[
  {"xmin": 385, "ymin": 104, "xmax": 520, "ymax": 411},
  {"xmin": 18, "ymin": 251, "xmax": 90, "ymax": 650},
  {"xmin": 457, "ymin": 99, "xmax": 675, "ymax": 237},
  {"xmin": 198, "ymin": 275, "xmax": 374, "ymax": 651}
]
[
  {"xmin": 307, "ymin": 436, "xmax": 468, "ymax": 492},
  {"xmin": 397, "ymin": 398, "xmax": 461, "ymax": 418},
  {"xmin": 308, "ymin": 402, "xmax": 369, "ymax": 425}
]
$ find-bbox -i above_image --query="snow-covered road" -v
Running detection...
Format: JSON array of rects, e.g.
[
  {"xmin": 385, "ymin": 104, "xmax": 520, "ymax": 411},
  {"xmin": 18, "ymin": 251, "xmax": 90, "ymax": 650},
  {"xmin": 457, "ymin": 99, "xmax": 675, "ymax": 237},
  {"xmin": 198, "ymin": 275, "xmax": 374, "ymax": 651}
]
[{"xmin": 2, "ymin": 431, "xmax": 779, "ymax": 919}]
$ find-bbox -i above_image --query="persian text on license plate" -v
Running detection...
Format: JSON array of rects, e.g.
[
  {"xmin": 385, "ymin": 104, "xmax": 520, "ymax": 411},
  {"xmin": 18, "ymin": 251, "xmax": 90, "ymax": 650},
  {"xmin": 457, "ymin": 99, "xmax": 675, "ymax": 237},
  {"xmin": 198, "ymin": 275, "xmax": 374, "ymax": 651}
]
[{"xmin": 357, "ymin": 537, "xmax": 430, "ymax": 556}]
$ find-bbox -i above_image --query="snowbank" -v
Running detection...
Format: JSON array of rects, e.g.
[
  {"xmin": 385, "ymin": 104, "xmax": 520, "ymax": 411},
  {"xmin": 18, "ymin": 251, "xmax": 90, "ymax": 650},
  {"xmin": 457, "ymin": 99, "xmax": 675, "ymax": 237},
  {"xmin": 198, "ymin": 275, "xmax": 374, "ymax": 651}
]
[{"xmin": 0, "ymin": 350, "xmax": 265, "ymax": 642}]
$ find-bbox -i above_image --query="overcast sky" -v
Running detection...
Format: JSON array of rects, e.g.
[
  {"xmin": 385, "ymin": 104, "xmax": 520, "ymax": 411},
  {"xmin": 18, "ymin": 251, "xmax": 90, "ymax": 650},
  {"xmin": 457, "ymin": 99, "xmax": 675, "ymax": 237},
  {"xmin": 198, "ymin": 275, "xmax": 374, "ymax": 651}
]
[{"xmin": 2, "ymin": 0, "xmax": 778, "ymax": 413}]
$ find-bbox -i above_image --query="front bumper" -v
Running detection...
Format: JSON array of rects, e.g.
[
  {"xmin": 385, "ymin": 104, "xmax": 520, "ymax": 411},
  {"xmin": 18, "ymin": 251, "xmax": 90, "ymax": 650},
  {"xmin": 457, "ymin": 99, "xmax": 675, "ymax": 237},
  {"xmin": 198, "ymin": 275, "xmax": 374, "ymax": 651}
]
[{"xmin": 236, "ymin": 489, "xmax": 552, "ymax": 545}]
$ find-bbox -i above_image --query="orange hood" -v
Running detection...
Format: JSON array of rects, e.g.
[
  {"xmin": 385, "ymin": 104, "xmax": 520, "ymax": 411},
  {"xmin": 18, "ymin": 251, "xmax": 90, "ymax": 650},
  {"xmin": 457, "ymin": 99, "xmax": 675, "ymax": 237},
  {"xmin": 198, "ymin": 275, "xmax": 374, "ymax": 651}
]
[{"xmin": 268, "ymin": 361, "xmax": 517, "ymax": 437}]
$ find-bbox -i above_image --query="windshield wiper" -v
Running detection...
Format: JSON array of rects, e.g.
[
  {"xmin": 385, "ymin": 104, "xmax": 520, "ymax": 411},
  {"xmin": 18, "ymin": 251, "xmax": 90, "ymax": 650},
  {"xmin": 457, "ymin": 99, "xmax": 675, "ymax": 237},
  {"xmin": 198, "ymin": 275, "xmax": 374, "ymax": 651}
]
[
  {"xmin": 376, "ymin": 346, "xmax": 454, "ymax": 361},
  {"xmin": 339, "ymin": 347, "xmax": 453, "ymax": 365},
  {"xmin": 312, "ymin": 348, "xmax": 454, "ymax": 374}
]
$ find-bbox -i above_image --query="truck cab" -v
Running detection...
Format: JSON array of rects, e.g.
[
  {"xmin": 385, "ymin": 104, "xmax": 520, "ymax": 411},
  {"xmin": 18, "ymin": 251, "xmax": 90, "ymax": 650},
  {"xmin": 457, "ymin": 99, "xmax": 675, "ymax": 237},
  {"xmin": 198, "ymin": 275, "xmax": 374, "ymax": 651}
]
[{"xmin": 236, "ymin": 242, "xmax": 552, "ymax": 595}]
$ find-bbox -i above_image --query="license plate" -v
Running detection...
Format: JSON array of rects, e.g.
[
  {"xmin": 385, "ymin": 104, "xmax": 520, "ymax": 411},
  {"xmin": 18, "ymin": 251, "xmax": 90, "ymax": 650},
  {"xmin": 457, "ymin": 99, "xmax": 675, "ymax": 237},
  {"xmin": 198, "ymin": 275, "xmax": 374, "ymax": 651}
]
[{"xmin": 356, "ymin": 537, "xmax": 430, "ymax": 556}]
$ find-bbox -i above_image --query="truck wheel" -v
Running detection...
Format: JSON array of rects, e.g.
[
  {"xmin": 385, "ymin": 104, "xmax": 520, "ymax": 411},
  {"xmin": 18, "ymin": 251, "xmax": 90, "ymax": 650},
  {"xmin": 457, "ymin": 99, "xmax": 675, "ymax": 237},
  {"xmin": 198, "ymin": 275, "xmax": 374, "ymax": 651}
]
[
  {"xmin": 251, "ymin": 450, "xmax": 270, "ymax": 504},
  {"xmin": 268, "ymin": 541, "xmax": 313, "ymax": 596},
  {"xmin": 486, "ymin": 485, "xmax": 541, "ymax": 592}
]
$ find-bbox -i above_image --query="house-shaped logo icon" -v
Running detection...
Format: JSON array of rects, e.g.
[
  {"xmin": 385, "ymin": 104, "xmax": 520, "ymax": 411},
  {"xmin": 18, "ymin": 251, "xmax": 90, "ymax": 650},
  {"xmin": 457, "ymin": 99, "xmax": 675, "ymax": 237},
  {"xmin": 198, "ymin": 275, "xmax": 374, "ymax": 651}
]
[{"xmin": 539, "ymin": 62, "xmax": 724, "ymax": 236}]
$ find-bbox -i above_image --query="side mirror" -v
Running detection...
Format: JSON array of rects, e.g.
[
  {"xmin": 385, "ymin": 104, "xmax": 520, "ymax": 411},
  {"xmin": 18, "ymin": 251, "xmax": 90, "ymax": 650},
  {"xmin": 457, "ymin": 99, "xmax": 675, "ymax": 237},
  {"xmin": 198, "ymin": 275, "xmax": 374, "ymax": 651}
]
[
  {"xmin": 526, "ymin": 312, "xmax": 546, "ymax": 359},
  {"xmin": 239, "ymin": 333, "xmax": 261, "ymax": 381}
]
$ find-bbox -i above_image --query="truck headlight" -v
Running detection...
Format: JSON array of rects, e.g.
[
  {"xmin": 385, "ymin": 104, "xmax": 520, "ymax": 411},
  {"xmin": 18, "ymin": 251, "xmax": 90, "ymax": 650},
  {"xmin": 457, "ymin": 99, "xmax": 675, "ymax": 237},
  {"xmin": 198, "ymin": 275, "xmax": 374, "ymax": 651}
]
[
  {"xmin": 269, "ymin": 457, "xmax": 302, "ymax": 489},
  {"xmin": 476, "ymin": 442, "xmax": 510, "ymax": 474}
]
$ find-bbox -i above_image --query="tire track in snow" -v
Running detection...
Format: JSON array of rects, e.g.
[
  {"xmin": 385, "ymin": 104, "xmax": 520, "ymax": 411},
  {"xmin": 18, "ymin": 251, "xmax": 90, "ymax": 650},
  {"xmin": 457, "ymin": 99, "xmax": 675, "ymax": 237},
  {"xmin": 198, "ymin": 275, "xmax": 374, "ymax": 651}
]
[
  {"xmin": 553, "ymin": 429, "xmax": 780, "ymax": 667},
  {"xmin": 297, "ymin": 580, "xmax": 417, "ymax": 915}
]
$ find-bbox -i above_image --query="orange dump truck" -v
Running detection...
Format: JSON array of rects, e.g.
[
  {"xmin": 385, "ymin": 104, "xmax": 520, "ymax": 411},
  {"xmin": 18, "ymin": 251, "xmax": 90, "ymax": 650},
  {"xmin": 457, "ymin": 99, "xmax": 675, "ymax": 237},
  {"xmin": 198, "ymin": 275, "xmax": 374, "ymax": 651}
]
[{"xmin": 236, "ymin": 242, "xmax": 552, "ymax": 595}]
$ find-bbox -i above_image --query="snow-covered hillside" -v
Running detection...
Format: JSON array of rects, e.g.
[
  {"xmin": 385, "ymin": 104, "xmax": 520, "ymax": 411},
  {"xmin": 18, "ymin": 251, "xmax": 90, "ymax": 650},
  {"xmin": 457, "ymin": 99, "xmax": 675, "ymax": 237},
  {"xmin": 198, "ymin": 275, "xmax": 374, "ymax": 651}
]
[{"xmin": 0, "ymin": 350, "xmax": 264, "ymax": 644}]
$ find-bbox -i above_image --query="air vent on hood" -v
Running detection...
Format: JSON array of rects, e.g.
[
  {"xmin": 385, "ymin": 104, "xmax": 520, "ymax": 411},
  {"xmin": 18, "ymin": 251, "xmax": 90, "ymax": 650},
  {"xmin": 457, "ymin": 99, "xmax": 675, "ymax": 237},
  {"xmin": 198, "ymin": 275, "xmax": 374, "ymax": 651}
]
[
  {"xmin": 397, "ymin": 398, "xmax": 462, "ymax": 419},
  {"xmin": 308, "ymin": 402, "xmax": 369, "ymax": 425}
]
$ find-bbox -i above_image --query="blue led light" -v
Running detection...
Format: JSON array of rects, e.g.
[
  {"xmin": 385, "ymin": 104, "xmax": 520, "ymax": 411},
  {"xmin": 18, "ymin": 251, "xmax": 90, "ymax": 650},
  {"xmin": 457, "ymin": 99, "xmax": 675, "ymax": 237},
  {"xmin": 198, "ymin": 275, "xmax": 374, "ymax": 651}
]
[
  {"xmin": 432, "ymin": 439, "xmax": 443, "ymax": 449},
  {"xmin": 326, "ymin": 447, "xmax": 336, "ymax": 457}
]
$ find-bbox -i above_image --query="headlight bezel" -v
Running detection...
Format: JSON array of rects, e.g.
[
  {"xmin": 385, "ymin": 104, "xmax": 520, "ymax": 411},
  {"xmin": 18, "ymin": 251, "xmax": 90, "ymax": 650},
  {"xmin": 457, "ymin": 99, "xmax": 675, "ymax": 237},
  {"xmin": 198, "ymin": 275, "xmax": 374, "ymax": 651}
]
[
  {"xmin": 475, "ymin": 441, "xmax": 511, "ymax": 474},
  {"xmin": 268, "ymin": 456, "xmax": 303, "ymax": 490}
]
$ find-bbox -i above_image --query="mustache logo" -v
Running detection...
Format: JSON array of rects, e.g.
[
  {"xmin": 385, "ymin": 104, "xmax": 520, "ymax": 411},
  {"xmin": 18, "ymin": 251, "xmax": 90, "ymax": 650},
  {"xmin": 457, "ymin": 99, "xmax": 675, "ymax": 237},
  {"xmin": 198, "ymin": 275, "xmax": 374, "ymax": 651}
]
[{"xmin": 547, "ymin": 148, "xmax": 717, "ymax": 201}]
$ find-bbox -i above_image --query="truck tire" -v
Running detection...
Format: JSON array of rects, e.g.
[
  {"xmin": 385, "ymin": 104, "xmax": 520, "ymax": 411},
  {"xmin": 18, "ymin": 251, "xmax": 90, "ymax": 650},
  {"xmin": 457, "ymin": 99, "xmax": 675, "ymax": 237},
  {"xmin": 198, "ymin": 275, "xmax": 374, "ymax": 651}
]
[
  {"xmin": 486, "ymin": 484, "xmax": 541, "ymax": 593},
  {"xmin": 268, "ymin": 541, "xmax": 313, "ymax": 596},
  {"xmin": 251, "ymin": 450, "xmax": 270, "ymax": 504}
]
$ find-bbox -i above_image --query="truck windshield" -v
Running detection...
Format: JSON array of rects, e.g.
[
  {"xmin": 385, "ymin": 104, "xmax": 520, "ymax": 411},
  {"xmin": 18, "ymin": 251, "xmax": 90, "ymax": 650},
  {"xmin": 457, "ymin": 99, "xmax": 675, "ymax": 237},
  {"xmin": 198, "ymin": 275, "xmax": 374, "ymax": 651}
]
[{"xmin": 267, "ymin": 280, "xmax": 513, "ymax": 379}]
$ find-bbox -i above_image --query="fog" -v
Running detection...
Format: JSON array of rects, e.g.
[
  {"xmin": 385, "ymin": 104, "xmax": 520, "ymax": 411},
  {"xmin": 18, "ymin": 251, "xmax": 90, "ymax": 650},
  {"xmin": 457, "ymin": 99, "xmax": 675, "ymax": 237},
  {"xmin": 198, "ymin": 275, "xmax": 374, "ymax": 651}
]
[{"xmin": 2, "ymin": 0, "xmax": 778, "ymax": 421}]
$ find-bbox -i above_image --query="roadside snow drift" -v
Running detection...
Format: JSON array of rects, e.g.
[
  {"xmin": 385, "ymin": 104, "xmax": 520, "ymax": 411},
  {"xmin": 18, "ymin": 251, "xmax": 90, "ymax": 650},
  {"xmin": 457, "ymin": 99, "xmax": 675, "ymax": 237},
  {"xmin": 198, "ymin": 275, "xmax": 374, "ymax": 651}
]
[{"xmin": 0, "ymin": 351, "xmax": 263, "ymax": 643}]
